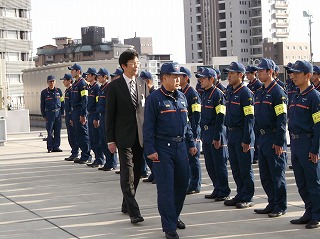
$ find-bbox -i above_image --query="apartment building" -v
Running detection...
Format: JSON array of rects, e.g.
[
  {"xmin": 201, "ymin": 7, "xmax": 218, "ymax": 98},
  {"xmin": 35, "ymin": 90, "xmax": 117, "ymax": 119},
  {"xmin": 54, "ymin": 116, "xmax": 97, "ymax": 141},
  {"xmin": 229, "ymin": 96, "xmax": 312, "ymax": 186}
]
[{"xmin": 0, "ymin": 0, "xmax": 34, "ymax": 109}]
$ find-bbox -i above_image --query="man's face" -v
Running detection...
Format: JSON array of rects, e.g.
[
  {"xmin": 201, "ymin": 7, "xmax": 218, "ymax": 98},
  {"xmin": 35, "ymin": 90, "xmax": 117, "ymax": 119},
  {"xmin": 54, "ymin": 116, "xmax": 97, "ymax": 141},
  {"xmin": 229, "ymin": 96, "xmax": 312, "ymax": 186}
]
[
  {"xmin": 47, "ymin": 80, "xmax": 55, "ymax": 89},
  {"xmin": 97, "ymin": 75, "xmax": 107, "ymax": 84},
  {"xmin": 227, "ymin": 71, "xmax": 242, "ymax": 86},
  {"xmin": 70, "ymin": 69, "xmax": 80, "ymax": 78},
  {"xmin": 86, "ymin": 73, "xmax": 96, "ymax": 83},
  {"xmin": 163, "ymin": 74, "xmax": 181, "ymax": 91},
  {"xmin": 311, "ymin": 73, "xmax": 320, "ymax": 84},
  {"xmin": 122, "ymin": 57, "xmax": 140, "ymax": 77},
  {"xmin": 257, "ymin": 69, "xmax": 271, "ymax": 83},
  {"xmin": 200, "ymin": 77, "xmax": 213, "ymax": 90},
  {"xmin": 292, "ymin": 72, "xmax": 311, "ymax": 88},
  {"xmin": 179, "ymin": 75, "xmax": 188, "ymax": 87},
  {"xmin": 245, "ymin": 72, "xmax": 256, "ymax": 81},
  {"xmin": 63, "ymin": 79, "xmax": 71, "ymax": 87}
]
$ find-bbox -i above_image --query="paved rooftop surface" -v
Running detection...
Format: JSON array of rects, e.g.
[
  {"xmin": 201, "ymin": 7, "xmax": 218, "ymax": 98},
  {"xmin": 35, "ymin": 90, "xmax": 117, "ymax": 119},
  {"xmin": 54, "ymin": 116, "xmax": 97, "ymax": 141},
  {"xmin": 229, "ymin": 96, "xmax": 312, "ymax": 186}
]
[{"xmin": 0, "ymin": 128, "xmax": 318, "ymax": 239}]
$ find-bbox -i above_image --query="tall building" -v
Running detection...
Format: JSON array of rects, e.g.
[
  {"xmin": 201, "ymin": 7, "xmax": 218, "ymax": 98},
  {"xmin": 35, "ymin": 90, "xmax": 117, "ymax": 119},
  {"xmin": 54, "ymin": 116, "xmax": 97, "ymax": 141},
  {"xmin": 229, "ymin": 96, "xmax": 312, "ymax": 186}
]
[
  {"xmin": 124, "ymin": 35, "xmax": 153, "ymax": 55},
  {"xmin": 0, "ymin": 0, "xmax": 34, "ymax": 109},
  {"xmin": 184, "ymin": 0, "xmax": 290, "ymax": 65}
]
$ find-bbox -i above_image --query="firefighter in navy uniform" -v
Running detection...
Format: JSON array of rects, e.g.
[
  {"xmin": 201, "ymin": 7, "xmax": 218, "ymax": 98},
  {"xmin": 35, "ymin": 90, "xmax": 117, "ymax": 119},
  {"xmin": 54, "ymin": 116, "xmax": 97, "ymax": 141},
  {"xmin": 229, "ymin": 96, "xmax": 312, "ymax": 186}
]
[
  {"xmin": 311, "ymin": 65, "xmax": 320, "ymax": 92},
  {"xmin": 273, "ymin": 64, "xmax": 285, "ymax": 89},
  {"xmin": 68, "ymin": 63, "xmax": 92, "ymax": 164},
  {"xmin": 85, "ymin": 67, "xmax": 104, "ymax": 167},
  {"xmin": 96, "ymin": 68, "xmax": 118, "ymax": 171},
  {"xmin": 197, "ymin": 68, "xmax": 231, "ymax": 201},
  {"xmin": 61, "ymin": 73, "xmax": 79, "ymax": 160},
  {"xmin": 253, "ymin": 58, "xmax": 288, "ymax": 218},
  {"xmin": 246, "ymin": 65, "xmax": 263, "ymax": 165},
  {"xmin": 179, "ymin": 66, "xmax": 202, "ymax": 195},
  {"xmin": 143, "ymin": 63, "xmax": 197, "ymax": 239},
  {"xmin": 195, "ymin": 67, "xmax": 204, "ymax": 96},
  {"xmin": 223, "ymin": 62, "xmax": 255, "ymax": 209},
  {"xmin": 287, "ymin": 60, "xmax": 320, "ymax": 229},
  {"xmin": 40, "ymin": 75, "xmax": 64, "ymax": 153},
  {"xmin": 284, "ymin": 62, "xmax": 299, "ymax": 104}
]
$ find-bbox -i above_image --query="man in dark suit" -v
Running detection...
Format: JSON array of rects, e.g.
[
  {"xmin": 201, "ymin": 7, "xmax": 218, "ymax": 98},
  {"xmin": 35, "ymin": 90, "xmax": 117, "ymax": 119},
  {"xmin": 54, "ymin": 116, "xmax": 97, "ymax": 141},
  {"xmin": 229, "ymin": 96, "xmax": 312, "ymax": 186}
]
[{"xmin": 106, "ymin": 49, "xmax": 149, "ymax": 224}]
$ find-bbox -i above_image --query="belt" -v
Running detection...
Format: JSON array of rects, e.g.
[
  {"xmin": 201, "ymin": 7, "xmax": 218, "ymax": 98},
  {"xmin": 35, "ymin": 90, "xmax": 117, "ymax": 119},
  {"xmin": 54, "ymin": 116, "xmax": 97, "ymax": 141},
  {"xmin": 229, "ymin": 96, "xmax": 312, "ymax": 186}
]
[
  {"xmin": 155, "ymin": 135, "xmax": 184, "ymax": 142},
  {"xmin": 259, "ymin": 128, "xmax": 276, "ymax": 135},
  {"xmin": 45, "ymin": 109, "xmax": 60, "ymax": 112},
  {"xmin": 228, "ymin": 127, "xmax": 243, "ymax": 131},
  {"xmin": 203, "ymin": 124, "xmax": 213, "ymax": 130},
  {"xmin": 290, "ymin": 133, "xmax": 313, "ymax": 140}
]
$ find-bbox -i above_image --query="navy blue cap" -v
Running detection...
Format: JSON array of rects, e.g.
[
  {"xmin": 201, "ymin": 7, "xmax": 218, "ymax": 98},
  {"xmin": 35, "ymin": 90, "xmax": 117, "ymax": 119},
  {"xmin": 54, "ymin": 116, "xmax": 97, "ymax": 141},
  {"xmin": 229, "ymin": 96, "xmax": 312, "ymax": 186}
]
[
  {"xmin": 85, "ymin": 67, "xmax": 97, "ymax": 75},
  {"xmin": 274, "ymin": 65, "xmax": 279, "ymax": 72},
  {"xmin": 97, "ymin": 68, "xmax": 109, "ymax": 76},
  {"xmin": 110, "ymin": 68, "xmax": 123, "ymax": 77},
  {"xmin": 195, "ymin": 68, "xmax": 217, "ymax": 79},
  {"xmin": 159, "ymin": 62, "xmax": 182, "ymax": 75},
  {"xmin": 194, "ymin": 67, "xmax": 204, "ymax": 74},
  {"xmin": 284, "ymin": 62, "xmax": 293, "ymax": 70},
  {"xmin": 60, "ymin": 73, "xmax": 72, "ymax": 80},
  {"xmin": 47, "ymin": 75, "xmax": 55, "ymax": 81},
  {"xmin": 214, "ymin": 69, "xmax": 221, "ymax": 76},
  {"xmin": 82, "ymin": 73, "xmax": 87, "ymax": 78},
  {"xmin": 140, "ymin": 71, "xmax": 152, "ymax": 80},
  {"xmin": 68, "ymin": 63, "xmax": 82, "ymax": 72},
  {"xmin": 313, "ymin": 65, "xmax": 320, "ymax": 74},
  {"xmin": 254, "ymin": 58, "xmax": 274, "ymax": 70},
  {"xmin": 223, "ymin": 62, "xmax": 245, "ymax": 74},
  {"xmin": 180, "ymin": 67, "xmax": 191, "ymax": 78},
  {"xmin": 245, "ymin": 65, "xmax": 257, "ymax": 73},
  {"xmin": 288, "ymin": 60, "xmax": 313, "ymax": 74}
]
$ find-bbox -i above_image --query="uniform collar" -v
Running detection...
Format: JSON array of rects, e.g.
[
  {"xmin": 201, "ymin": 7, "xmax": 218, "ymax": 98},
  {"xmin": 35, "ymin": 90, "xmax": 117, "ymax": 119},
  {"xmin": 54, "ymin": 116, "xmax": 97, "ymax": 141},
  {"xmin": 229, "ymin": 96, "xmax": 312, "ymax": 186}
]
[
  {"xmin": 299, "ymin": 85, "xmax": 314, "ymax": 96},
  {"xmin": 160, "ymin": 85, "xmax": 178, "ymax": 99},
  {"xmin": 231, "ymin": 83, "xmax": 244, "ymax": 94},
  {"xmin": 262, "ymin": 80, "xmax": 276, "ymax": 93}
]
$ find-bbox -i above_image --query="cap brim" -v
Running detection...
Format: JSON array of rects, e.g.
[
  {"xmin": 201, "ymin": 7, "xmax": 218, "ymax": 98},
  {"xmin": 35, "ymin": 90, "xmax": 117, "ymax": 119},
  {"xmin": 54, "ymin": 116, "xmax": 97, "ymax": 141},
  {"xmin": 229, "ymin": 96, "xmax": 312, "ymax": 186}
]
[
  {"xmin": 195, "ymin": 73, "xmax": 205, "ymax": 78},
  {"xmin": 68, "ymin": 67, "xmax": 73, "ymax": 70}
]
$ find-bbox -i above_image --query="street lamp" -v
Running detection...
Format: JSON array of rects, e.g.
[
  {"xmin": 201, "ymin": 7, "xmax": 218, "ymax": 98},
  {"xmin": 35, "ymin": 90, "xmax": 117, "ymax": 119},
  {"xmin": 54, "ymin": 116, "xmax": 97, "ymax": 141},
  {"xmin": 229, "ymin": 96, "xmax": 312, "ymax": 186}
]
[{"xmin": 303, "ymin": 11, "xmax": 313, "ymax": 63}]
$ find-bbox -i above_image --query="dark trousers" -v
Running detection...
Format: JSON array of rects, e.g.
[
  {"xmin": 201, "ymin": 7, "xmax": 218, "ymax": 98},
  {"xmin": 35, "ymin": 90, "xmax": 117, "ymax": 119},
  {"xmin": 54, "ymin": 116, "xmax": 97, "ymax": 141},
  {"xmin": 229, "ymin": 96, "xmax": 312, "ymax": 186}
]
[
  {"xmin": 228, "ymin": 130, "xmax": 255, "ymax": 202},
  {"xmin": 100, "ymin": 114, "xmax": 117, "ymax": 168},
  {"xmin": 291, "ymin": 136, "xmax": 320, "ymax": 221},
  {"xmin": 153, "ymin": 138, "xmax": 189, "ymax": 233},
  {"xmin": 88, "ymin": 113, "xmax": 103, "ymax": 162},
  {"xmin": 118, "ymin": 135, "xmax": 143, "ymax": 217},
  {"xmin": 45, "ymin": 111, "xmax": 61, "ymax": 150},
  {"xmin": 71, "ymin": 108, "xmax": 91, "ymax": 161},
  {"xmin": 187, "ymin": 140, "xmax": 201, "ymax": 192},
  {"xmin": 65, "ymin": 113, "xmax": 79, "ymax": 157},
  {"xmin": 202, "ymin": 141, "xmax": 230, "ymax": 197},
  {"xmin": 258, "ymin": 134, "xmax": 287, "ymax": 212}
]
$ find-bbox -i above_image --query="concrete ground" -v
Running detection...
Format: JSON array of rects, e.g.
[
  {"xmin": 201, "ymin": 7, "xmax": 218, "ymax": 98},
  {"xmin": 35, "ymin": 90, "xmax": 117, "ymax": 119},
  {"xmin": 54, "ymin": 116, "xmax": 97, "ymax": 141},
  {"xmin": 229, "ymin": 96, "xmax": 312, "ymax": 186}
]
[{"xmin": 0, "ymin": 129, "xmax": 318, "ymax": 239}]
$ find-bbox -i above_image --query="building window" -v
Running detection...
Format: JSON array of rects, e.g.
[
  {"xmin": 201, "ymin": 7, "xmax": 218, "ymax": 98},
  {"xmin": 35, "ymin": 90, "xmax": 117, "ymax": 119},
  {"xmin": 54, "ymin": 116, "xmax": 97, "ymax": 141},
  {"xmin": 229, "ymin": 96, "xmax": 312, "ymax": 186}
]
[
  {"xmin": 83, "ymin": 51, "xmax": 93, "ymax": 57},
  {"xmin": 6, "ymin": 9, "xmax": 16, "ymax": 17},
  {"xmin": 7, "ymin": 30, "xmax": 18, "ymax": 39},
  {"xmin": 7, "ymin": 74, "xmax": 21, "ymax": 84},
  {"xmin": 7, "ymin": 52, "xmax": 19, "ymax": 61}
]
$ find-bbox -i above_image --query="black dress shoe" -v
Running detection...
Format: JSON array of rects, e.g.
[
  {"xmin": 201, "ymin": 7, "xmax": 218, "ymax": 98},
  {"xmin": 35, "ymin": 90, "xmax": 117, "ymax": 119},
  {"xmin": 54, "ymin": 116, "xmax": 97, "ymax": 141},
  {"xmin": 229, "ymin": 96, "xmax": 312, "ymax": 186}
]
[
  {"xmin": 177, "ymin": 219, "xmax": 186, "ymax": 229},
  {"xmin": 204, "ymin": 191, "xmax": 218, "ymax": 199},
  {"xmin": 252, "ymin": 159, "xmax": 258, "ymax": 164},
  {"xmin": 215, "ymin": 196, "xmax": 229, "ymax": 202},
  {"xmin": 74, "ymin": 158, "xmax": 80, "ymax": 163},
  {"xmin": 186, "ymin": 190, "xmax": 200, "ymax": 195},
  {"xmin": 115, "ymin": 170, "xmax": 121, "ymax": 174},
  {"xmin": 103, "ymin": 167, "xmax": 115, "ymax": 171},
  {"xmin": 143, "ymin": 178, "xmax": 153, "ymax": 182},
  {"xmin": 78, "ymin": 160, "xmax": 87, "ymax": 164},
  {"xmin": 224, "ymin": 197, "xmax": 239, "ymax": 206},
  {"xmin": 290, "ymin": 217, "xmax": 311, "ymax": 224},
  {"xmin": 268, "ymin": 211, "xmax": 286, "ymax": 218},
  {"xmin": 65, "ymin": 156, "xmax": 78, "ymax": 161},
  {"xmin": 130, "ymin": 215, "xmax": 144, "ymax": 224},
  {"xmin": 289, "ymin": 165, "xmax": 293, "ymax": 169},
  {"xmin": 152, "ymin": 180, "xmax": 156, "ymax": 184},
  {"xmin": 236, "ymin": 201, "xmax": 254, "ymax": 209},
  {"xmin": 254, "ymin": 207, "xmax": 273, "ymax": 214},
  {"xmin": 47, "ymin": 150, "xmax": 52, "ymax": 153},
  {"xmin": 305, "ymin": 220, "xmax": 320, "ymax": 229},
  {"xmin": 52, "ymin": 148, "xmax": 63, "ymax": 152},
  {"xmin": 165, "ymin": 231, "xmax": 179, "ymax": 239},
  {"xmin": 121, "ymin": 209, "xmax": 128, "ymax": 214},
  {"xmin": 140, "ymin": 174, "xmax": 148, "ymax": 178}
]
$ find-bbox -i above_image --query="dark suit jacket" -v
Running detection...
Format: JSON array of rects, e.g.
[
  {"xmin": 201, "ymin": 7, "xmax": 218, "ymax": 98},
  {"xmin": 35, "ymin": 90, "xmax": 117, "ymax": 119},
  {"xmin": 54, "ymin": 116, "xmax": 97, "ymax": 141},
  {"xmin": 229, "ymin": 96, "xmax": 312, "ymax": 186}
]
[{"xmin": 106, "ymin": 75, "xmax": 149, "ymax": 148}]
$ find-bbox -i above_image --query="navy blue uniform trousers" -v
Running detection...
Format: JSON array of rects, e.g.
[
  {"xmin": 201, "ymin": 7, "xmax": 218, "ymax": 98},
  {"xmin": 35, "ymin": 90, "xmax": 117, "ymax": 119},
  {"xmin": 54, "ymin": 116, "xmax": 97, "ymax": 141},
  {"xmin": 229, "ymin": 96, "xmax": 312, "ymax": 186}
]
[
  {"xmin": 65, "ymin": 113, "xmax": 79, "ymax": 157},
  {"xmin": 45, "ymin": 111, "xmax": 61, "ymax": 151},
  {"xmin": 187, "ymin": 140, "xmax": 201, "ymax": 191},
  {"xmin": 258, "ymin": 134, "xmax": 287, "ymax": 212},
  {"xmin": 71, "ymin": 107, "xmax": 91, "ymax": 160},
  {"xmin": 88, "ymin": 113, "xmax": 103, "ymax": 162},
  {"xmin": 291, "ymin": 136, "xmax": 320, "ymax": 221},
  {"xmin": 153, "ymin": 138, "xmax": 189, "ymax": 233},
  {"xmin": 228, "ymin": 130, "xmax": 255, "ymax": 202}
]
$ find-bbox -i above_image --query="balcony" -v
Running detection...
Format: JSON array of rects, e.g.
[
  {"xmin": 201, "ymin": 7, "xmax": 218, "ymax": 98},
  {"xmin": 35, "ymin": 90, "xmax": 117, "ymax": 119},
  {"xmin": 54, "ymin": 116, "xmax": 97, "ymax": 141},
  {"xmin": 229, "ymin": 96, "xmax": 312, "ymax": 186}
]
[
  {"xmin": 273, "ymin": 12, "xmax": 289, "ymax": 19},
  {"xmin": 251, "ymin": 1, "xmax": 261, "ymax": 9},
  {"xmin": 273, "ymin": 2, "xmax": 288, "ymax": 9},
  {"xmin": 275, "ymin": 31, "xmax": 289, "ymax": 38},
  {"xmin": 274, "ymin": 22, "xmax": 289, "ymax": 28}
]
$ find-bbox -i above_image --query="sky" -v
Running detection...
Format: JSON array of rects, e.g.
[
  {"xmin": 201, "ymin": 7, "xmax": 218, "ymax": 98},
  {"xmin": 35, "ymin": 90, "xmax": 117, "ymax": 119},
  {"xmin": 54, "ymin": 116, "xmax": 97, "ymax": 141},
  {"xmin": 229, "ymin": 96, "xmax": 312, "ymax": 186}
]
[{"xmin": 30, "ymin": 0, "xmax": 320, "ymax": 63}]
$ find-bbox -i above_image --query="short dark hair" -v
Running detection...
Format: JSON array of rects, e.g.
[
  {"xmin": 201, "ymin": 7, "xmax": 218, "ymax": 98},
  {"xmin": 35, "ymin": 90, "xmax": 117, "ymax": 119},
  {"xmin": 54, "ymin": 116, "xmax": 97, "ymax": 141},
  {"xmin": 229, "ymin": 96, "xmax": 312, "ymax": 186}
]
[{"xmin": 119, "ymin": 49, "xmax": 139, "ymax": 70}]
